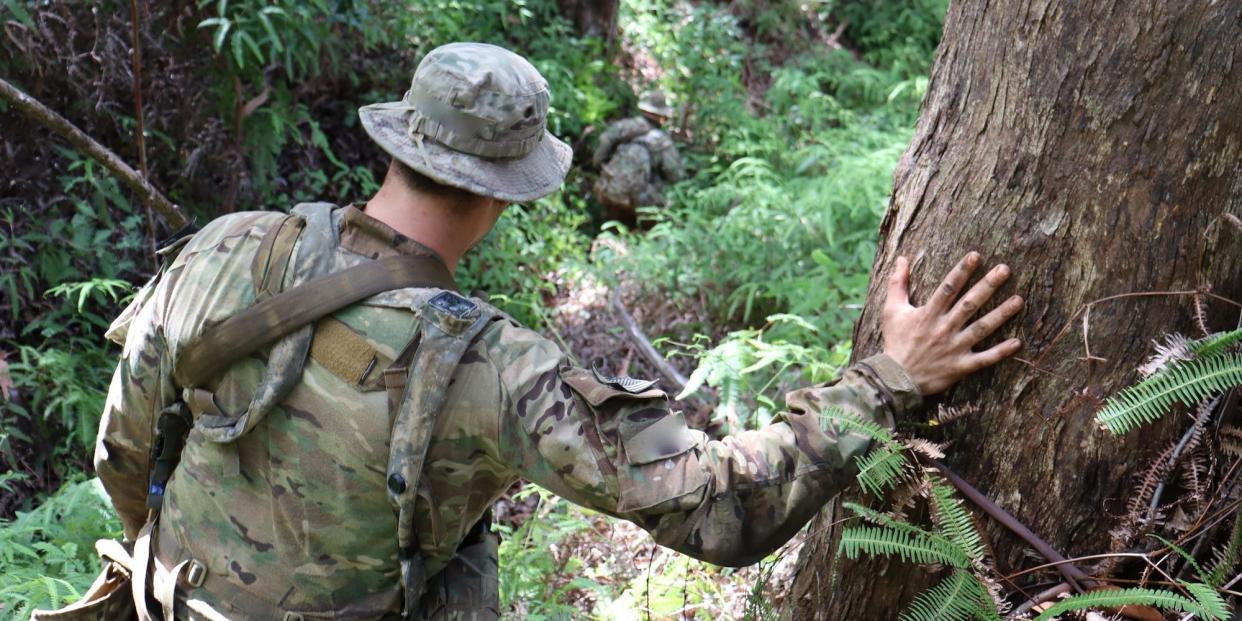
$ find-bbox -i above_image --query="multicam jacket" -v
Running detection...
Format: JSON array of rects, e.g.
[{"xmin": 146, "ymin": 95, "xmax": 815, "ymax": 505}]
[{"xmin": 95, "ymin": 204, "xmax": 922, "ymax": 620}]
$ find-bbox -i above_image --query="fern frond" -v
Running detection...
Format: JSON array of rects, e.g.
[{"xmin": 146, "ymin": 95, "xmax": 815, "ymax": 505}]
[
  {"xmin": 822, "ymin": 405, "xmax": 894, "ymax": 443},
  {"xmin": 1207, "ymin": 510, "xmax": 1242, "ymax": 586},
  {"xmin": 930, "ymin": 403, "xmax": 979, "ymax": 426},
  {"xmin": 1193, "ymin": 294, "xmax": 1211, "ymax": 337},
  {"xmin": 845, "ymin": 502, "xmax": 936, "ymax": 539},
  {"xmin": 1181, "ymin": 580, "xmax": 1231, "ymax": 619},
  {"xmin": 1191, "ymin": 327, "xmax": 1242, "ymax": 358},
  {"xmin": 1148, "ymin": 534, "xmax": 1209, "ymax": 583},
  {"xmin": 1221, "ymin": 425, "xmax": 1242, "ymax": 458},
  {"xmin": 899, "ymin": 571, "xmax": 975, "ymax": 621},
  {"xmin": 968, "ymin": 575, "xmax": 1006, "ymax": 620},
  {"xmin": 905, "ymin": 438, "xmax": 945, "ymax": 459},
  {"xmin": 1139, "ymin": 333, "xmax": 1193, "ymax": 377},
  {"xmin": 1095, "ymin": 353, "xmax": 1242, "ymax": 435},
  {"xmin": 1032, "ymin": 584, "xmax": 1229, "ymax": 621},
  {"xmin": 886, "ymin": 478, "xmax": 926, "ymax": 520},
  {"xmin": 928, "ymin": 480, "xmax": 986, "ymax": 563},
  {"xmin": 839, "ymin": 525, "xmax": 970, "ymax": 568},
  {"xmin": 856, "ymin": 443, "xmax": 908, "ymax": 497}
]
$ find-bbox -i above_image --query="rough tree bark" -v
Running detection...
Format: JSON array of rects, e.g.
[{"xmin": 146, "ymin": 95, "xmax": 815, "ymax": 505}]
[
  {"xmin": 557, "ymin": 0, "xmax": 619, "ymax": 47},
  {"xmin": 790, "ymin": 2, "xmax": 1242, "ymax": 618}
]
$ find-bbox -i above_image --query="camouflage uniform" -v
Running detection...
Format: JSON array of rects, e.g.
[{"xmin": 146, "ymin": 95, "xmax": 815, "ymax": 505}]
[
  {"xmin": 593, "ymin": 116, "xmax": 685, "ymax": 212},
  {"xmin": 96, "ymin": 206, "xmax": 921, "ymax": 619},
  {"xmin": 91, "ymin": 42, "xmax": 924, "ymax": 621}
]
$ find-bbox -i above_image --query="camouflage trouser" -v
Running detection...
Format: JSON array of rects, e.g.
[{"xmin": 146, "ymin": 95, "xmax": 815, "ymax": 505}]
[{"xmin": 419, "ymin": 531, "xmax": 500, "ymax": 621}]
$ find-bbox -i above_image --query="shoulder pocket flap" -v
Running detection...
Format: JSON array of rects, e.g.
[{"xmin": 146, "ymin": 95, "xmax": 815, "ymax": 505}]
[
  {"xmin": 562, "ymin": 367, "xmax": 665, "ymax": 407},
  {"xmin": 622, "ymin": 412, "xmax": 703, "ymax": 465}
]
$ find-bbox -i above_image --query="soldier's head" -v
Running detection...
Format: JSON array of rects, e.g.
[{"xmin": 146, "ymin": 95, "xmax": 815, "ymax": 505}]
[
  {"xmin": 359, "ymin": 42, "xmax": 572, "ymax": 212},
  {"xmin": 638, "ymin": 90, "xmax": 675, "ymax": 125}
]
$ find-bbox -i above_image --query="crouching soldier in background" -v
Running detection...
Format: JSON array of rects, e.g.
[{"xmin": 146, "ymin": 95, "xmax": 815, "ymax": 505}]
[
  {"xmin": 53, "ymin": 41, "xmax": 1023, "ymax": 621},
  {"xmin": 593, "ymin": 90, "xmax": 686, "ymax": 222}
]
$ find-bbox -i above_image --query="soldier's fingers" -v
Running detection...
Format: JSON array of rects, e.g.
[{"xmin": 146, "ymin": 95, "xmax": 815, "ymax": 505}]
[
  {"xmin": 964, "ymin": 338, "xmax": 1022, "ymax": 372},
  {"xmin": 885, "ymin": 256, "xmax": 911, "ymax": 313},
  {"xmin": 958, "ymin": 295, "xmax": 1024, "ymax": 346},
  {"xmin": 948, "ymin": 264, "xmax": 1011, "ymax": 327},
  {"xmin": 928, "ymin": 252, "xmax": 981, "ymax": 314}
]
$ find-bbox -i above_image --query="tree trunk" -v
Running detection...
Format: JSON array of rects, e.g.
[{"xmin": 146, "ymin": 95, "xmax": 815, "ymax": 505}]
[
  {"xmin": 790, "ymin": 2, "xmax": 1242, "ymax": 618},
  {"xmin": 557, "ymin": 0, "xmax": 619, "ymax": 46}
]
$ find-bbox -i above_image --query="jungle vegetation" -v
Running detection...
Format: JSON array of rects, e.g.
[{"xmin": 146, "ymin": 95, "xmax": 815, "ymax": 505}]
[{"xmin": 3, "ymin": 0, "xmax": 1240, "ymax": 619}]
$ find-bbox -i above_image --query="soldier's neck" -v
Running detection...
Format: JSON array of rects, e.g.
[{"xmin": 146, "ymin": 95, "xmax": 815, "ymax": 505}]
[{"xmin": 363, "ymin": 179, "xmax": 502, "ymax": 274}]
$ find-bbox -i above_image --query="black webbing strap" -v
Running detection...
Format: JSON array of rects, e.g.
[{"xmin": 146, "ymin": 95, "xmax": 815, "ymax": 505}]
[{"xmin": 173, "ymin": 253, "xmax": 457, "ymax": 388}]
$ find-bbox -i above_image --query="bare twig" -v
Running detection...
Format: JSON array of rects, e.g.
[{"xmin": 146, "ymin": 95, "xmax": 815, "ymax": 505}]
[
  {"xmin": 1012, "ymin": 582, "xmax": 1072, "ymax": 616},
  {"xmin": 0, "ymin": 76, "xmax": 188, "ymax": 229}
]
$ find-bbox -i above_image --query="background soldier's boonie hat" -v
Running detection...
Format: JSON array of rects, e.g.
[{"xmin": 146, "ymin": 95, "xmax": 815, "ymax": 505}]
[
  {"xmin": 638, "ymin": 90, "xmax": 674, "ymax": 118},
  {"xmin": 358, "ymin": 42, "xmax": 572, "ymax": 203}
]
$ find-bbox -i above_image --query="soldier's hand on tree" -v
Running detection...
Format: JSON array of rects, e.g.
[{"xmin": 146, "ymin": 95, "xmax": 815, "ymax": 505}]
[{"xmin": 881, "ymin": 252, "xmax": 1024, "ymax": 396}]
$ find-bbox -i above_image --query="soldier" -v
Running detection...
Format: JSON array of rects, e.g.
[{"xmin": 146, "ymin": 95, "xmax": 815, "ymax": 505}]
[
  {"xmin": 86, "ymin": 42, "xmax": 1024, "ymax": 621},
  {"xmin": 592, "ymin": 90, "xmax": 686, "ymax": 221}
]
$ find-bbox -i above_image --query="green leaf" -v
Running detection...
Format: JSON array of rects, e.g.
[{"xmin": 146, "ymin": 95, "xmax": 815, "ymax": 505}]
[
  {"xmin": 210, "ymin": 18, "xmax": 231, "ymax": 53},
  {"xmin": 1033, "ymin": 584, "xmax": 1229, "ymax": 621},
  {"xmin": 928, "ymin": 480, "xmax": 986, "ymax": 563},
  {"xmin": 256, "ymin": 11, "xmax": 283, "ymax": 52},
  {"xmin": 855, "ymin": 443, "xmax": 907, "ymax": 497},
  {"xmin": 1096, "ymin": 353, "xmax": 1242, "ymax": 434},
  {"xmin": 900, "ymin": 571, "xmax": 975, "ymax": 621},
  {"xmin": 840, "ymin": 525, "xmax": 970, "ymax": 568},
  {"xmin": 2, "ymin": 0, "xmax": 36, "ymax": 27}
]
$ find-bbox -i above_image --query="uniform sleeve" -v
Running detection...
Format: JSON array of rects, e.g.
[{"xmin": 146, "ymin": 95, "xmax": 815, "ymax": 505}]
[
  {"xmin": 495, "ymin": 325, "xmax": 921, "ymax": 567},
  {"xmin": 94, "ymin": 273, "xmax": 179, "ymax": 539}
]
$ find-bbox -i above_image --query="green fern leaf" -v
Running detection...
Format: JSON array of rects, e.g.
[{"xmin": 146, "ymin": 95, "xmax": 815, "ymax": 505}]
[
  {"xmin": 1181, "ymin": 581, "xmax": 1230, "ymax": 619},
  {"xmin": 1191, "ymin": 327, "xmax": 1242, "ymax": 358},
  {"xmin": 1149, "ymin": 534, "xmax": 1209, "ymax": 583},
  {"xmin": 1207, "ymin": 510, "xmax": 1242, "ymax": 586},
  {"xmin": 928, "ymin": 480, "xmax": 986, "ymax": 563},
  {"xmin": 843, "ymin": 502, "xmax": 967, "ymax": 558},
  {"xmin": 1095, "ymin": 353, "xmax": 1242, "ymax": 435},
  {"xmin": 900, "ymin": 571, "xmax": 975, "ymax": 621},
  {"xmin": 856, "ymin": 443, "xmax": 908, "ymax": 497},
  {"xmin": 1033, "ymin": 584, "xmax": 1229, "ymax": 621},
  {"xmin": 840, "ymin": 525, "xmax": 970, "ymax": 568},
  {"xmin": 966, "ymin": 576, "xmax": 1004, "ymax": 621},
  {"xmin": 822, "ymin": 405, "xmax": 894, "ymax": 443},
  {"xmin": 843, "ymin": 502, "xmax": 933, "ymax": 538}
]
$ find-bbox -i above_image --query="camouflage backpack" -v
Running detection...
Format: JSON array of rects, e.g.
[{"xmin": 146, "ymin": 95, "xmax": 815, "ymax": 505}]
[{"xmin": 38, "ymin": 204, "xmax": 499, "ymax": 621}]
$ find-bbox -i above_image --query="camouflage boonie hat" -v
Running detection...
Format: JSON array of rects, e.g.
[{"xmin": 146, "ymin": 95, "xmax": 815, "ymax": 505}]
[
  {"xmin": 638, "ymin": 90, "xmax": 674, "ymax": 118},
  {"xmin": 359, "ymin": 42, "xmax": 572, "ymax": 203}
]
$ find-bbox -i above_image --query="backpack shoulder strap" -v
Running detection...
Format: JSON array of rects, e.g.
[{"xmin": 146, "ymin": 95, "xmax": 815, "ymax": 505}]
[
  {"xmin": 383, "ymin": 291, "xmax": 497, "ymax": 619},
  {"xmin": 174, "ymin": 247, "xmax": 456, "ymax": 388}
]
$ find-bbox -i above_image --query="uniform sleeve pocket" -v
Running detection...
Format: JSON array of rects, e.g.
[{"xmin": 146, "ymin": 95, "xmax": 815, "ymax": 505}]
[{"xmin": 617, "ymin": 412, "xmax": 710, "ymax": 513}]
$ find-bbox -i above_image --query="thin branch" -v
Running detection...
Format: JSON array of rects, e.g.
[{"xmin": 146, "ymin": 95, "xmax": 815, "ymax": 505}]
[
  {"xmin": 1012, "ymin": 582, "xmax": 1072, "ymax": 616},
  {"xmin": 0, "ymin": 76, "xmax": 188, "ymax": 229},
  {"xmin": 611, "ymin": 288, "xmax": 699, "ymax": 397}
]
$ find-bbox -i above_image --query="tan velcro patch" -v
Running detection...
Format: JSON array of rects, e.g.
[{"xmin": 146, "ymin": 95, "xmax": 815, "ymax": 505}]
[{"xmin": 310, "ymin": 317, "xmax": 383, "ymax": 389}]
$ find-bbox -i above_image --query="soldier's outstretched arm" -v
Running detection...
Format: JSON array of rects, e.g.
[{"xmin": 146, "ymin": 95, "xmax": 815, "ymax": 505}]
[{"xmin": 496, "ymin": 252, "xmax": 1023, "ymax": 566}]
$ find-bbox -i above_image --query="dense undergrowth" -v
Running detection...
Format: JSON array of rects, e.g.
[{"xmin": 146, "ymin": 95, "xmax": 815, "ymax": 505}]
[{"xmin": 0, "ymin": 0, "xmax": 944, "ymax": 617}]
